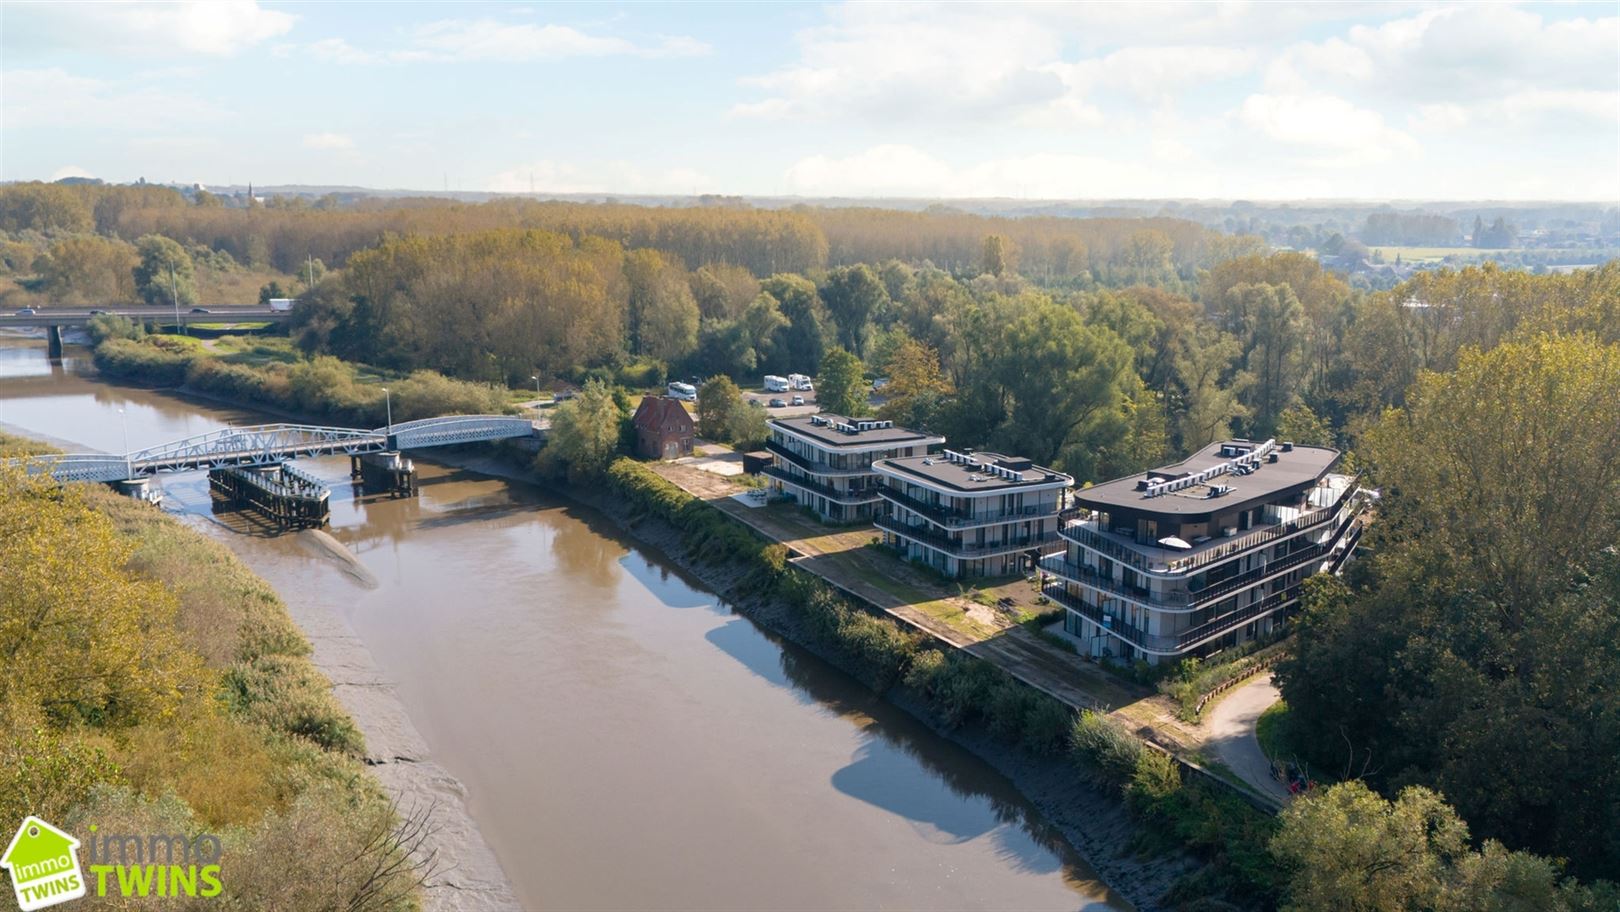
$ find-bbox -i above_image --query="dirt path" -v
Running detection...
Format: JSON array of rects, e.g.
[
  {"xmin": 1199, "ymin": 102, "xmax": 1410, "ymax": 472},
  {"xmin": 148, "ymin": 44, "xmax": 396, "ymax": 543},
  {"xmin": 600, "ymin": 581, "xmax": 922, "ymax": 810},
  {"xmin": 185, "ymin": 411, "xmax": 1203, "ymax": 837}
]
[{"xmin": 1201, "ymin": 673, "xmax": 1289, "ymax": 804}]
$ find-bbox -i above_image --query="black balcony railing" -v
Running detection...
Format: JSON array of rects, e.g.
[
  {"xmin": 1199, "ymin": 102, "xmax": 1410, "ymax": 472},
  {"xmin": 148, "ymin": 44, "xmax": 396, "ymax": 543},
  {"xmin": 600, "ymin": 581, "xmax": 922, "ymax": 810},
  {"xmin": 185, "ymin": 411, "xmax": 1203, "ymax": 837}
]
[
  {"xmin": 875, "ymin": 515, "xmax": 1052, "ymax": 558},
  {"xmin": 764, "ymin": 440, "xmax": 873, "ymax": 477},
  {"xmin": 878, "ymin": 486, "xmax": 1059, "ymax": 529},
  {"xmin": 1043, "ymin": 581, "xmax": 1301, "ymax": 655},
  {"xmin": 763, "ymin": 466, "xmax": 882, "ymax": 504},
  {"xmin": 1062, "ymin": 479, "xmax": 1363, "ymax": 575}
]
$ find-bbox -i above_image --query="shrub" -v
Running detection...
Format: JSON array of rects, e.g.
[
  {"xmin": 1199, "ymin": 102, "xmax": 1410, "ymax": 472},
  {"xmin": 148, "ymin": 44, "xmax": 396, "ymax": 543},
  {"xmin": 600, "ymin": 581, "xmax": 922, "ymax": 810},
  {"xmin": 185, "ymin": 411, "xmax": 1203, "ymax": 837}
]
[{"xmin": 1070, "ymin": 709, "xmax": 1143, "ymax": 782}]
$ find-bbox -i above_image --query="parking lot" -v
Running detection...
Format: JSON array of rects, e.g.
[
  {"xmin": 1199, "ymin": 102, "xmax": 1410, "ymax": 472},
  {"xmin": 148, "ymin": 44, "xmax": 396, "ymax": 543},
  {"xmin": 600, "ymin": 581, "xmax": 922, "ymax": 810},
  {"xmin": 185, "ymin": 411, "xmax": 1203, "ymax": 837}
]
[{"xmin": 739, "ymin": 386, "xmax": 820, "ymax": 418}]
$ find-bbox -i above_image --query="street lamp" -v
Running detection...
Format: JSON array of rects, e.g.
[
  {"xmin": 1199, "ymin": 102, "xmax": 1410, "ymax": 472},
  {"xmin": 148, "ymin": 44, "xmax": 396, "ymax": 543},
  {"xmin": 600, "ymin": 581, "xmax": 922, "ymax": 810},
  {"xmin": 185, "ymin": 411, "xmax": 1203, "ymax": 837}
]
[
  {"xmin": 168, "ymin": 259, "xmax": 183, "ymax": 336},
  {"xmin": 119, "ymin": 407, "xmax": 131, "ymax": 479},
  {"xmin": 381, "ymin": 387, "xmax": 392, "ymax": 438},
  {"xmin": 531, "ymin": 374, "xmax": 540, "ymax": 396}
]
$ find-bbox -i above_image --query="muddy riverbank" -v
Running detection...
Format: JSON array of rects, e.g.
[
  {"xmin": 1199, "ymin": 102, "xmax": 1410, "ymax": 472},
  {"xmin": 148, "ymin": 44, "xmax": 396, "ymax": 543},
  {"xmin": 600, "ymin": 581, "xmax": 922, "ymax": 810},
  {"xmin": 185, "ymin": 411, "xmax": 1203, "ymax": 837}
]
[{"xmin": 4, "ymin": 340, "xmax": 1133, "ymax": 911}]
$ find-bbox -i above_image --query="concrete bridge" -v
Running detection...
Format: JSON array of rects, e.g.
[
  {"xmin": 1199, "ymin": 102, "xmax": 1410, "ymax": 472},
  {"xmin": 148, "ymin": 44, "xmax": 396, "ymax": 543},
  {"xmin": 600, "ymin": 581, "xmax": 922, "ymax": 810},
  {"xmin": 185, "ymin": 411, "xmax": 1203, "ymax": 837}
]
[
  {"xmin": 0, "ymin": 306, "xmax": 292, "ymax": 356},
  {"xmin": 5, "ymin": 416, "xmax": 540, "ymax": 484}
]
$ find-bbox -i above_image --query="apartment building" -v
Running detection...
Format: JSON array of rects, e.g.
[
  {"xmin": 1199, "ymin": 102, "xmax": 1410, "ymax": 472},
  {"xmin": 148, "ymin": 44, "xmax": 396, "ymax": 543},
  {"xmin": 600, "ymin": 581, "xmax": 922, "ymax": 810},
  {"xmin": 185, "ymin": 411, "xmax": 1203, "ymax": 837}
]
[
  {"xmin": 763, "ymin": 415, "xmax": 944, "ymax": 522},
  {"xmin": 873, "ymin": 449, "xmax": 1073, "ymax": 578},
  {"xmin": 1042, "ymin": 438, "xmax": 1362, "ymax": 665}
]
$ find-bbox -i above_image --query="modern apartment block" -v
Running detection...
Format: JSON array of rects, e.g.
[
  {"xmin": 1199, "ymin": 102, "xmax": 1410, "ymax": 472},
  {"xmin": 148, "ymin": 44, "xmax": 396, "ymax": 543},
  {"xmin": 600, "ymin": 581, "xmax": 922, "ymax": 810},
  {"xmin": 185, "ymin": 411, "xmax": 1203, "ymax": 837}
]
[
  {"xmin": 873, "ymin": 449, "xmax": 1073, "ymax": 578},
  {"xmin": 1042, "ymin": 438, "xmax": 1362, "ymax": 665},
  {"xmin": 764, "ymin": 415, "xmax": 944, "ymax": 522}
]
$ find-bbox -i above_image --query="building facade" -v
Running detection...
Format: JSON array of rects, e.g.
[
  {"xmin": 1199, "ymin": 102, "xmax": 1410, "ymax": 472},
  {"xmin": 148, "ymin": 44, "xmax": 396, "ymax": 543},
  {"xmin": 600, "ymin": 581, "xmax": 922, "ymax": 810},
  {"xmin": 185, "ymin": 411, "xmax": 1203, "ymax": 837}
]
[
  {"xmin": 632, "ymin": 396, "xmax": 695, "ymax": 461},
  {"xmin": 1042, "ymin": 439, "xmax": 1363, "ymax": 665},
  {"xmin": 874, "ymin": 449, "xmax": 1073, "ymax": 578},
  {"xmin": 763, "ymin": 415, "xmax": 943, "ymax": 522}
]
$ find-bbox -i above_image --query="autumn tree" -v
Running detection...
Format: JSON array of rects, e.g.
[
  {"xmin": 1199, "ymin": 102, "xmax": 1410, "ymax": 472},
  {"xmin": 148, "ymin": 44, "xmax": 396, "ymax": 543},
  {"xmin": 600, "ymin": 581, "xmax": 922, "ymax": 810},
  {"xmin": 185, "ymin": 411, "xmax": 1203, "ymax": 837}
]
[
  {"xmin": 624, "ymin": 249, "xmax": 699, "ymax": 363},
  {"xmin": 1278, "ymin": 336, "xmax": 1620, "ymax": 879},
  {"xmin": 876, "ymin": 338, "xmax": 951, "ymax": 429}
]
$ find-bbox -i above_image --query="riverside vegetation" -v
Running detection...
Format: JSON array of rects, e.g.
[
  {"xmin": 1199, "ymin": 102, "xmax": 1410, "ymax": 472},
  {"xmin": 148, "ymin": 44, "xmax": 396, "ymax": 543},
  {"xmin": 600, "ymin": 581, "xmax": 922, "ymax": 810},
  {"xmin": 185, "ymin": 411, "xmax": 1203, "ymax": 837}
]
[
  {"xmin": 0, "ymin": 435, "xmax": 428, "ymax": 910},
  {"xmin": 540, "ymin": 383, "xmax": 1619, "ymax": 911}
]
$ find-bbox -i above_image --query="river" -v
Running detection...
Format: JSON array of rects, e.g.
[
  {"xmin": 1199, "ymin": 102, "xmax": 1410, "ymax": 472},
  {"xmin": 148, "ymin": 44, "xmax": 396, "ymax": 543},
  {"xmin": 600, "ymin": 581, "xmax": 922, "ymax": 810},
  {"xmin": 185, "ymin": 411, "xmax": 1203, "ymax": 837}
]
[{"xmin": 0, "ymin": 338, "xmax": 1127, "ymax": 911}]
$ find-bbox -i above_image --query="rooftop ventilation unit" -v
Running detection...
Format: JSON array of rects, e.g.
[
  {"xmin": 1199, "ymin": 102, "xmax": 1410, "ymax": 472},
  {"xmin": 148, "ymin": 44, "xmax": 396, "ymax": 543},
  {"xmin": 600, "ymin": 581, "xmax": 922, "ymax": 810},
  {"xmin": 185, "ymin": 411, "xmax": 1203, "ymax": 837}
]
[
  {"xmin": 1144, "ymin": 439, "xmax": 1276, "ymax": 497},
  {"xmin": 809, "ymin": 415, "xmax": 827, "ymax": 427}
]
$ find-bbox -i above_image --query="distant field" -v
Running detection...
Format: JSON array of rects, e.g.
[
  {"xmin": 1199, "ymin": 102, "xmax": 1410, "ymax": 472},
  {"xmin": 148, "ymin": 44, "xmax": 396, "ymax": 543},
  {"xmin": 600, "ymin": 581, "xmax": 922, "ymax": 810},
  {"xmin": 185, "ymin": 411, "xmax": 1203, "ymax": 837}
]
[{"xmin": 1370, "ymin": 245, "xmax": 1506, "ymax": 261}]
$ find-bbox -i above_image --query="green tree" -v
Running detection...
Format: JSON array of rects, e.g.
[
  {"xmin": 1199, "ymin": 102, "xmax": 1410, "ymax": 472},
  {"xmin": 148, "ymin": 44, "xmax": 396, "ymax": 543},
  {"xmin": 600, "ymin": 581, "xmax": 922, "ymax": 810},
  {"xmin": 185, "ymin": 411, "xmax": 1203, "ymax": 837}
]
[
  {"xmin": 980, "ymin": 234, "xmax": 1015, "ymax": 277},
  {"xmin": 547, "ymin": 379, "xmax": 624, "ymax": 475},
  {"xmin": 1278, "ymin": 336, "xmax": 1620, "ymax": 879},
  {"xmin": 624, "ymin": 249, "xmax": 699, "ymax": 362},
  {"xmin": 876, "ymin": 338, "xmax": 950, "ymax": 429},
  {"xmin": 259, "ymin": 281, "xmax": 289, "ymax": 305},
  {"xmin": 132, "ymin": 234, "xmax": 198, "ymax": 308},
  {"xmin": 820, "ymin": 264, "xmax": 889, "ymax": 357},
  {"xmin": 1175, "ymin": 324, "xmax": 1251, "ymax": 450},
  {"xmin": 762, "ymin": 273, "xmax": 827, "ymax": 370},
  {"xmin": 696, "ymin": 375, "xmax": 744, "ymax": 441},
  {"xmin": 817, "ymin": 348, "xmax": 868, "ymax": 417}
]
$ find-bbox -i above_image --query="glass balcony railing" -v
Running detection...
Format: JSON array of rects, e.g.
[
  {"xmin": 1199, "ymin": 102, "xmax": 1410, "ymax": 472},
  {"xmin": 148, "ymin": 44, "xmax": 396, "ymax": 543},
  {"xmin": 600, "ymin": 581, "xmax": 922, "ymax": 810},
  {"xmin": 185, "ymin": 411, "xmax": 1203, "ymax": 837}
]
[
  {"xmin": 762, "ymin": 466, "xmax": 882, "ymax": 504},
  {"xmin": 875, "ymin": 515, "xmax": 1052, "ymax": 558},
  {"xmin": 877, "ymin": 486, "xmax": 1059, "ymax": 529},
  {"xmin": 1043, "ymin": 581, "xmax": 1302, "ymax": 655}
]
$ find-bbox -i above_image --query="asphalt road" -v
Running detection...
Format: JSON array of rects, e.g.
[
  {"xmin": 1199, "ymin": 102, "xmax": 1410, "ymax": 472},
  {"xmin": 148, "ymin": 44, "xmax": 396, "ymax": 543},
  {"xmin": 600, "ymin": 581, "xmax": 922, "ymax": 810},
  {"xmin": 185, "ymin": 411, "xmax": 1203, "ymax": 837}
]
[
  {"xmin": 0, "ymin": 305, "xmax": 290, "ymax": 326},
  {"xmin": 1203, "ymin": 673, "xmax": 1291, "ymax": 803}
]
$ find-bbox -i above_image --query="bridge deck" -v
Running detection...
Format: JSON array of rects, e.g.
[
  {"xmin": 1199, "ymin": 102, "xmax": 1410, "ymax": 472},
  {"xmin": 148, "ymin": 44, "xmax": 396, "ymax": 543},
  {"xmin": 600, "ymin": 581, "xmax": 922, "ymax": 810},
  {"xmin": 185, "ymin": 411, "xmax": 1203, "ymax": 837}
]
[{"xmin": 4, "ymin": 415, "xmax": 538, "ymax": 484}]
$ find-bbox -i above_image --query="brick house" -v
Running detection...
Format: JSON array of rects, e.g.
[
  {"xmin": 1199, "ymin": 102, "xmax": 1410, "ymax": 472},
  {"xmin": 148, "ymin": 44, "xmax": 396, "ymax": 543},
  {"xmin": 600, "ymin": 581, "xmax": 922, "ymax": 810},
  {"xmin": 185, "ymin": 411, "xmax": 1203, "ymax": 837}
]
[{"xmin": 633, "ymin": 396, "xmax": 694, "ymax": 460}]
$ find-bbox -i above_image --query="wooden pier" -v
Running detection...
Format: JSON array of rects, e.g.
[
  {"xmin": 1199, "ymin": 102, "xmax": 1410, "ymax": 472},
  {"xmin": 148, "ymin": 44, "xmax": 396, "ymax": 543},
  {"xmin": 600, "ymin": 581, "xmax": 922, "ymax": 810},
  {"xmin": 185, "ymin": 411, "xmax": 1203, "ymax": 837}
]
[{"xmin": 208, "ymin": 462, "xmax": 331, "ymax": 529}]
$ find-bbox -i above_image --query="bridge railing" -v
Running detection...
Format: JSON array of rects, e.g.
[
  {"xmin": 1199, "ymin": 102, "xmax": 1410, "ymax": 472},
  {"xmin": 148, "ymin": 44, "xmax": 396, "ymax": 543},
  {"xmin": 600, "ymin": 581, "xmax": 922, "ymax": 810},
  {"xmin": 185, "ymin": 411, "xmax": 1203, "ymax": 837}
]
[{"xmin": 4, "ymin": 415, "xmax": 536, "ymax": 483}]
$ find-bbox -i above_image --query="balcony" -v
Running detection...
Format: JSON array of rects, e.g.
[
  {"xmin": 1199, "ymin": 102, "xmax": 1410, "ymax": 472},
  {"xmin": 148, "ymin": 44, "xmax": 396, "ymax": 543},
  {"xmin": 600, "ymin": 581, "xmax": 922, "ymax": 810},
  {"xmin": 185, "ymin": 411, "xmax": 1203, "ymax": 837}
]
[
  {"xmin": 1043, "ymin": 581, "xmax": 1301, "ymax": 656},
  {"xmin": 1061, "ymin": 480, "xmax": 1362, "ymax": 576},
  {"xmin": 1045, "ymin": 509, "xmax": 1357, "ymax": 611},
  {"xmin": 763, "ymin": 466, "xmax": 882, "ymax": 505},
  {"xmin": 878, "ymin": 486, "xmax": 1060, "ymax": 529},
  {"xmin": 764, "ymin": 440, "xmax": 874, "ymax": 478},
  {"xmin": 875, "ymin": 515, "xmax": 1052, "ymax": 559}
]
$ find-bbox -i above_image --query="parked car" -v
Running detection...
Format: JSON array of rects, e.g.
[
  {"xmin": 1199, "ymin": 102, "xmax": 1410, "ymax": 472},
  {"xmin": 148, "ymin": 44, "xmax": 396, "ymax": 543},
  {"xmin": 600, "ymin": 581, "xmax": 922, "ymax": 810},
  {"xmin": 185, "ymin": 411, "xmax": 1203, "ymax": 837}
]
[
  {"xmin": 791, "ymin": 395, "xmax": 805, "ymax": 406},
  {"xmin": 748, "ymin": 399, "xmax": 765, "ymax": 408},
  {"xmin": 190, "ymin": 307, "xmax": 212, "ymax": 314},
  {"xmin": 768, "ymin": 398, "xmax": 787, "ymax": 408},
  {"xmin": 14, "ymin": 308, "xmax": 37, "ymax": 316},
  {"xmin": 89, "ymin": 309, "xmax": 108, "ymax": 315}
]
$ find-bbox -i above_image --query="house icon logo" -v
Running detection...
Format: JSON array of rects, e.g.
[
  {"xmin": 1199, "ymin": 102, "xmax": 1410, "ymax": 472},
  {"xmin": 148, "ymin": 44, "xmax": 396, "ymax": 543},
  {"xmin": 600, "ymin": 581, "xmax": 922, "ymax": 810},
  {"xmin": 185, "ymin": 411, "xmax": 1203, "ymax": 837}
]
[{"xmin": 1, "ymin": 817, "xmax": 86, "ymax": 910}]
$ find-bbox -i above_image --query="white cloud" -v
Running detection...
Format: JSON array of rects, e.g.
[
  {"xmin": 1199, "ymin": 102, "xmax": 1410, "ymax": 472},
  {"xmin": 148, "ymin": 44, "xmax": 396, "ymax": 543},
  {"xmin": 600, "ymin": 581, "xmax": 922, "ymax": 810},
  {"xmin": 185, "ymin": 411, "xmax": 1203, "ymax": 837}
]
[
  {"xmin": 303, "ymin": 19, "xmax": 709, "ymax": 65},
  {"xmin": 486, "ymin": 160, "xmax": 715, "ymax": 195},
  {"xmin": 302, "ymin": 133, "xmax": 355, "ymax": 151},
  {"xmin": 4, "ymin": 1, "xmax": 295, "ymax": 58},
  {"xmin": 1, "ymin": 68, "xmax": 228, "ymax": 130},
  {"xmin": 1238, "ymin": 93, "xmax": 1420, "ymax": 166},
  {"xmin": 48, "ymin": 165, "xmax": 95, "ymax": 182},
  {"xmin": 783, "ymin": 144, "xmax": 1174, "ymax": 199},
  {"xmin": 1267, "ymin": 5, "xmax": 1619, "ymax": 103}
]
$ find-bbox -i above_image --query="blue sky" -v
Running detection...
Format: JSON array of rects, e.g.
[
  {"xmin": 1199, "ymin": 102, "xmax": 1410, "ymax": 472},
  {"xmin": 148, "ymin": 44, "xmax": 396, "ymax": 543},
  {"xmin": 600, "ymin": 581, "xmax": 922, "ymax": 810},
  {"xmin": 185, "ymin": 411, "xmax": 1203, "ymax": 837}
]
[{"xmin": 3, "ymin": 1, "xmax": 1616, "ymax": 200}]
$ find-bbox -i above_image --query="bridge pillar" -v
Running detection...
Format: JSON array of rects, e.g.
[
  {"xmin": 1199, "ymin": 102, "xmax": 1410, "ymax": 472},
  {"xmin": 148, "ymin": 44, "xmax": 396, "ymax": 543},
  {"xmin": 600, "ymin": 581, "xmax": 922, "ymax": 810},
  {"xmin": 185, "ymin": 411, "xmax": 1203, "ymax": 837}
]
[{"xmin": 46, "ymin": 325, "xmax": 63, "ymax": 359}]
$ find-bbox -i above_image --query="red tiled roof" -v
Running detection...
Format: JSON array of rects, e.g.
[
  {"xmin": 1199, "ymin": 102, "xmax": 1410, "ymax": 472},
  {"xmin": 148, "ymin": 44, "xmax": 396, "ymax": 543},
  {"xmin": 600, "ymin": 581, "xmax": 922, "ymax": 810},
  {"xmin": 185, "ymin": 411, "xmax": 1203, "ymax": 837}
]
[{"xmin": 633, "ymin": 396, "xmax": 693, "ymax": 432}]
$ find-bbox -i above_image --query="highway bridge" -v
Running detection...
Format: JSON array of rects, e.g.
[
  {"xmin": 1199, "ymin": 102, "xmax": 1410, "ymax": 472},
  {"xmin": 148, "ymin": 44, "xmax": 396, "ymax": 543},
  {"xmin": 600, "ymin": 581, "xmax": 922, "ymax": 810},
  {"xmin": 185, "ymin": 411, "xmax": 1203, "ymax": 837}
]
[
  {"xmin": 1, "ymin": 306, "xmax": 292, "ymax": 356},
  {"xmin": 0, "ymin": 305, "xmax": 293, "ymax": 329},
  {"xmin": 5, "ymin": 416, "xmax": 540, "ymax": 484}
]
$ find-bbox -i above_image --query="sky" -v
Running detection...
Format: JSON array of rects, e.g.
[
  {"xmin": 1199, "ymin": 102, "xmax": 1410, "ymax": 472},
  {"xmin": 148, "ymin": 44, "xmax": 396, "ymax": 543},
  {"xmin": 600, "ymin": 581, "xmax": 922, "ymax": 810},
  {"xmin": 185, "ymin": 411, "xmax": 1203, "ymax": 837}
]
[{"xmin": 2, "ymin": 0, "xmax": 1616, "ymax": 201}]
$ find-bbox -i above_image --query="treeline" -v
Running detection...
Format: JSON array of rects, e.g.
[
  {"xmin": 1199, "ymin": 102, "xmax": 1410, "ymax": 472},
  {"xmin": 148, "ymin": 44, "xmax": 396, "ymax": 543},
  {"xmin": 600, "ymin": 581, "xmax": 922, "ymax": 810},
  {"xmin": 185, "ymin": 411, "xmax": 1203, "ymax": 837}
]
[
  {"xmin": 0, "ymin": 458, "xmax": 424, "ymax": 909},
  {"xmin": 1278, "ymin": 334, "xmax": 1620, "ymax": 884},
  {"xmin": 1359, "ymin": 211, "xmax": 1460, "ymax": 246},
  {"xmin": 807, "ymin": 207, "xmax": 1256, "ymax": 285},
  {"xmin": 88, "ymin": 320, "xmax": 509, "ymax": 426}
]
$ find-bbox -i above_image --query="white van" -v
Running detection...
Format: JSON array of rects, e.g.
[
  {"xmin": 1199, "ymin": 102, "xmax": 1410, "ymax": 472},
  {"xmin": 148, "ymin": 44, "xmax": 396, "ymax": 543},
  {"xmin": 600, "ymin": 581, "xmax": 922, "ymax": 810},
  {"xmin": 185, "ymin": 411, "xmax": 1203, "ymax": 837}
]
[
  {"xmin": 763, "ymin": 375, "xmax": 789, "ymax": 393},
  {"xmin": 788, "ymin": 373, "xmax": 813, "ymax": 391},
  {"xmin": 667, "ymin": 381, "xmax": 697, "ymax": 401}
]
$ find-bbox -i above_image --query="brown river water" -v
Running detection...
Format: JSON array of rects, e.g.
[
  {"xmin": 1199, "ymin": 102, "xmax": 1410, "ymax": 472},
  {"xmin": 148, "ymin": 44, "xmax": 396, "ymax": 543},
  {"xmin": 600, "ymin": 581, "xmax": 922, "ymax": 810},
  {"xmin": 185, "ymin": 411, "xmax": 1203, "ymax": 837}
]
[{"xmin": 0, "ymin": 338, "xmax": 1127, "ymax": 911}]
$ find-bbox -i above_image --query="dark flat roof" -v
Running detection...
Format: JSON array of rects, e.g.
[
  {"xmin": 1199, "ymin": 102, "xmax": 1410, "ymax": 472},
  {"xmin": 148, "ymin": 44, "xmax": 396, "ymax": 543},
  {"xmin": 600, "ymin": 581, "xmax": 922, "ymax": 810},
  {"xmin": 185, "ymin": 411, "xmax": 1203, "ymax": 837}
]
[
  {"xmin": 1076, "ymin": 441, "xmax": 1340, "ymax": 515},
  {"xmin": 876, "ymin": 452, "xmax": 1072, "ymax": 493},
  {"xmin": 769, "ymin": 415, "xmax": 939, "ymax": 448}
]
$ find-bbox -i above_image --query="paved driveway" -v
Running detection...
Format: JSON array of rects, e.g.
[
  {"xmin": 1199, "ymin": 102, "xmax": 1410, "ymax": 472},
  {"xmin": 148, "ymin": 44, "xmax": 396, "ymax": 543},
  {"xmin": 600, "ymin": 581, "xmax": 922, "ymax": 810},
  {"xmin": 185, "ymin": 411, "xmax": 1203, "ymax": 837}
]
[{"xmin": 1203, "ymin": 673, "xmax": 1290, "ymax": 804}]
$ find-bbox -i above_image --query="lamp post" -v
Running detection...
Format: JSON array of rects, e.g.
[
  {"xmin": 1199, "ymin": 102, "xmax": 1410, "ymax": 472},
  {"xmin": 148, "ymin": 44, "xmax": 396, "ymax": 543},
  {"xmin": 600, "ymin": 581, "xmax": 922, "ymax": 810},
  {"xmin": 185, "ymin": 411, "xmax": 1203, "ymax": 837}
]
[
  {"xmin": 531, "ymin": 374, "xmax": 540, "ymax": 396},
  {"xmin": 119, "ymin": 407, "xmax": 131, "ymax": 479},
  {"xmin": 382, "ymin": 387, "xmax": 392, "ymax": 438},
  {"xmin": 168, "ymin": 259, "xmax": 182, "ymax": 335}
]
